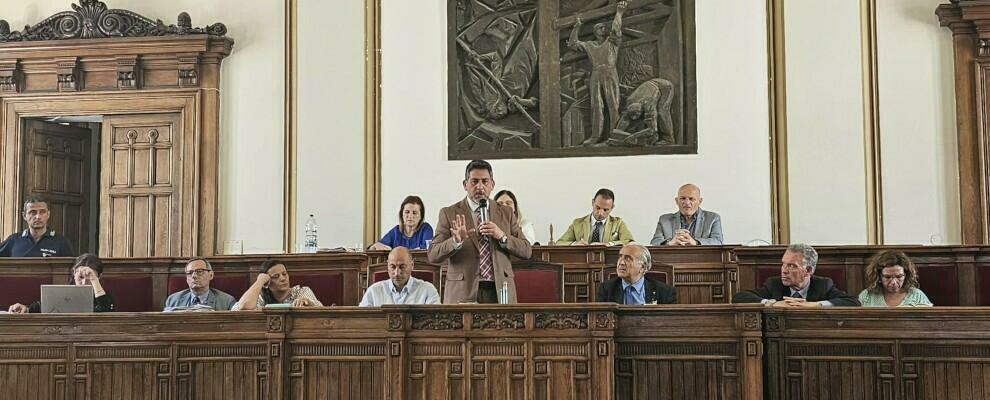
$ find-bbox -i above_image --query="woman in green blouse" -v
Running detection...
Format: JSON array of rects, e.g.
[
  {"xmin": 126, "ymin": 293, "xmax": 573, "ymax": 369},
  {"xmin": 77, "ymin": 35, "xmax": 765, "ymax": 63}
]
[{"xmin": 858, "ymin": 250, "xmax": 932, "ymax": 307}]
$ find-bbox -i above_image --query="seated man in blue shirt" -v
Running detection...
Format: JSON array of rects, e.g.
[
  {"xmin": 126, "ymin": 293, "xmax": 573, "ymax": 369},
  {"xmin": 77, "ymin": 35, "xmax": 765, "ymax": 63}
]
[
  {"xmin": 360, "ymin": 247, "xmax": 440, "ymax": 306},
  {"xmin": 164, "ymin": 258, "xmax": 237, "ymax": 311},
  {"xmin": 596, "ymin": 243, "xmax": 677, "ymax": 304},
  {"xmin": 0, "ymin": 195, "xmax": 74, "ymax": 257}
]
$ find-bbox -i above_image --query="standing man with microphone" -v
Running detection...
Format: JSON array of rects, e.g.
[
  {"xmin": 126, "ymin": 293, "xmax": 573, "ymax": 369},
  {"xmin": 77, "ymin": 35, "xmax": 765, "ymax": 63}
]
[{"xmin": 429, "ymin": 160, "xmax": 532, "ymax": 304}]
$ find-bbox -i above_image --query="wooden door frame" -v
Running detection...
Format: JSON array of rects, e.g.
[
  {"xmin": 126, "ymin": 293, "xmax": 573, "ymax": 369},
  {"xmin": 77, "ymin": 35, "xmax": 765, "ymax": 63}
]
[{"xmin": 0, "ymin": 90, "xmax": 217, "ymax": 255}]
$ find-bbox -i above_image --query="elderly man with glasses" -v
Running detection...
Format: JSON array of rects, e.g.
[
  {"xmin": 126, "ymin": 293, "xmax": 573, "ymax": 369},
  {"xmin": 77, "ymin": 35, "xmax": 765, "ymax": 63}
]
[{"xmin": 164, "ymin": 258, "xmax": 237, "ymax": 311}]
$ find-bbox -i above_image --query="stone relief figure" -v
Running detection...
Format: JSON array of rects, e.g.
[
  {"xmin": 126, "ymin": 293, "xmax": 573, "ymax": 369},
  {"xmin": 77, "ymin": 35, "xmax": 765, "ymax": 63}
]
[
  {"xmin": 454, "ymin": 0, "xmax": 540, "ymax": 151},
  {"xmin": 567, "ymin": 1, "xmax": 627, "ymax": 146},
  {"xmin": 448, "ymin": 0, "xmax": 696, "ymax": 159},
  {"xmin": 612, "ymin": 78, "xmax": 675, "ymax": 145}
]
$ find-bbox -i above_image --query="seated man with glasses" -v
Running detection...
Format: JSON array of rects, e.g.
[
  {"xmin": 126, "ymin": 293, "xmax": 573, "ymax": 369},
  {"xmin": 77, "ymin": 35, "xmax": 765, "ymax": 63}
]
[{"xmin": 164, "ymin": 258, "xmax": 237, "ymax": 311}]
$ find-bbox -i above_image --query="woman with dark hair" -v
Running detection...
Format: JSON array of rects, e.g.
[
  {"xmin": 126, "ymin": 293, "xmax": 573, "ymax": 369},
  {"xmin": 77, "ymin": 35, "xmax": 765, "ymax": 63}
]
[
  {"xmin": 494, "ymin": 190, "xmax": 536, "ymax": 244},
  {"xmin": 858, "ymin": 250, "xmax": 932, "ymax": 307},
  {"xmin": 369, "ymin": 195, "xmax": 434, "ymax": 250},
  {"xmin": 233, "ymin": 259, "xmax": 322, "ymax": 310},
  {"xmin": 7, "ymin": 253, "xmax": 114, "ymax": 313}
]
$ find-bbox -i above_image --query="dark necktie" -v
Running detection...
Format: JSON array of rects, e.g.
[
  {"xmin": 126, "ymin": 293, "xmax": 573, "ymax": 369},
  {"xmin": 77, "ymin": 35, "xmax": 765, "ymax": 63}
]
[
  {"xmin": 590, "ymin": 221, "xmax": 604, "ymax": 243},
  {"xmin": 791, "ymin": 291, "xmax": 803, "ymax": 299},
  {"xmin": 475, "ymin": 208, "xmax": 493, "ymax": 281},
  {"xmin": 192, "ymin": 295, "xmax": 202, "ymax": 306}
]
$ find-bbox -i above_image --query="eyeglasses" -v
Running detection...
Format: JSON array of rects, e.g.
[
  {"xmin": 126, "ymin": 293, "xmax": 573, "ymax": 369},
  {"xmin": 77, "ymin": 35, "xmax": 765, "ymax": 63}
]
[{"xmin": 185, "ymin": 269, "xmax": 212, "ymax": 276}]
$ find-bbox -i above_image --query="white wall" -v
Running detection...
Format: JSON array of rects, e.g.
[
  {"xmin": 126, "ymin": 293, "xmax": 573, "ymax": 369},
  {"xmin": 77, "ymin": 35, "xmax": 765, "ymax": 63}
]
[
  {"xmin": 877, "ymin": 0, "xmax": 959, "ymax": 245},
  {"xmin": 785, "ymin": 0, "xmax": 869, "ymax": 245},
  {"xmin": 0, "ymin": 0, "xmax": 287, "ymax": 254},
  {"xmin": 0, "ymin": 0, "xmax": 964, "ymax": 250},
  {"xmin": 295, "ymin": 0, "xmax": 366, "ymax": 251},
  {"xmin": 783, "ymin": 0, "xmax": 959, "ymax": 245},
  {"xmin": 379, "ymin": 0, "xmax": 773, "ymax": 245}
]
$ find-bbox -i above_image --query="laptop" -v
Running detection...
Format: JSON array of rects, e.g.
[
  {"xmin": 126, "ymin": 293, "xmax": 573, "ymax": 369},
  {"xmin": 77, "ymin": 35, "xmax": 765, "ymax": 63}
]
[{"xmin": 40, "ymin": 285, "xmax": 94, "ymax": 313}]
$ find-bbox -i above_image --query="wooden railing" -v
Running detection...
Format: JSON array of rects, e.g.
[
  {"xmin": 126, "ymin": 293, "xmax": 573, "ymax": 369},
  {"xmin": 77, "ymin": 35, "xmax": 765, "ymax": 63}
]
[
  {"xmin": 2, "ymin": 306, "xmax": 989, "ymax": 399},
  {"xmin": 2, "ymin": 245, "xmax": 989, "ymax": 310},
  {"xmin": 0, "ymin": 305, "xmax": 763, "ymax": 400}
]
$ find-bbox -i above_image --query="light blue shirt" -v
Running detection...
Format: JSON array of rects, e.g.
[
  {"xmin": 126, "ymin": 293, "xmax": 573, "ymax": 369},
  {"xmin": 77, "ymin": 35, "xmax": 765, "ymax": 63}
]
[
  {"xmin": 360, "ymin": 276, "xmax": 441, "ymax": 307},
  {"xmin": 621, "ymin": 276, "xmax": 645, "ymax": 305},
  {"xmin": 789, "ymin": 284, "xmax": 809, "ymax": 299},
  {"xmin": 387, "ymin": 278, "xmax": 412, "ymax": 304}
]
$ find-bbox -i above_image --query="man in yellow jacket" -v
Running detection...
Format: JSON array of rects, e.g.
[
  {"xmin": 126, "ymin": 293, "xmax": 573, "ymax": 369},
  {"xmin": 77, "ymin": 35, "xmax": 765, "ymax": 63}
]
[{"xmin": 556, "ymin": 188, "xmax": 635, "ymax": 246}]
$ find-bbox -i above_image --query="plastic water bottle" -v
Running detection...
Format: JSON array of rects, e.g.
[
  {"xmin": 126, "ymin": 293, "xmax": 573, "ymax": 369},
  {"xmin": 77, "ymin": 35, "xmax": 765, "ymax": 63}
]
[
  {"xmin": 499, "ymin": 281, "xmax": 509, "ymax": 304},
  {"xmin": 304, "ymin": 214, "xmax": 318, "ymax": 253}
]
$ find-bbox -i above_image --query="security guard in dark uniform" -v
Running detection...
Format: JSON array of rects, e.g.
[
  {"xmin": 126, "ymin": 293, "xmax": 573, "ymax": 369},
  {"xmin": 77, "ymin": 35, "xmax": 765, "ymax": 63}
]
[{"xmin": 0, "ymin": 195, "xmax": 74, "ymax": 257}]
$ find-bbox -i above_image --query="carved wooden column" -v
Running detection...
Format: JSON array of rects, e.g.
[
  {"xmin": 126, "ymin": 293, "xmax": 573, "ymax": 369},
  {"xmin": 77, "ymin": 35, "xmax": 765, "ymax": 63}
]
[
  {"xmin": 266, "ymin": 312, "xmax": 287, "ymax": 400},
  {"xmin": 938, "ymin": 1, "xmax": 990, "ymax": 244}
]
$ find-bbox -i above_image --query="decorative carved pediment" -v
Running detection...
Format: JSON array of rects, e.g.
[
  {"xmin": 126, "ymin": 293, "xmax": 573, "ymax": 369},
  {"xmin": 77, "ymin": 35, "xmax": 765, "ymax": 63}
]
[{"xmin": 0, "ymin": 0, "xmax": 226, "ymax": 43}]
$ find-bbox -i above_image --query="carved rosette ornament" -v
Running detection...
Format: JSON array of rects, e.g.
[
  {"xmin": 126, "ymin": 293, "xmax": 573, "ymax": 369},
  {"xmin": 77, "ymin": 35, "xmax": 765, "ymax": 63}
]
[
  {"xmin": 387, "ymin": 314, "xmax": 403, "ymax": 330},
  {"xmin": 742, "ymin": 312, "xmax": 761, "ymax": 331},
  {"xmin": 411, "ymin": 313, "xmax": 464, "ymax": 330},
  {"xmin": 267, "ymin": 315, "xmax": 283, "ymax": 333},
  {"xmin": 0, "ymin": 0, "xmax": 227, "ymax": 43},
  {"xmin": 766, "ymin": 314, "xmax": 784, "ymax": 332},
  {"xmin": 593, "ymin": 312, "xmax": 615, "ymax": 329},
  {"xmin": 534, "ymin": 312, "xmax": 588, "ymax": 329},
  {"xmin": 471, "ymin": 312, "xmax": 524, "ymax": 330}
]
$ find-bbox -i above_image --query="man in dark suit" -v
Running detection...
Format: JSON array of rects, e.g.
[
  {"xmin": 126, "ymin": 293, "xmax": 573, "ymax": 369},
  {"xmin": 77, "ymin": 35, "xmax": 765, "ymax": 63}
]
[
  {"xmin": 428, "ymin": 160, "xmax": 532, "ymax": 304},
  {"xmin": 596, "ymin": 243, "xmax": 677, "ymax": 304},
  {"xmin": 733, "ymin": 243, "xmax": 860, "ymax": 307}
]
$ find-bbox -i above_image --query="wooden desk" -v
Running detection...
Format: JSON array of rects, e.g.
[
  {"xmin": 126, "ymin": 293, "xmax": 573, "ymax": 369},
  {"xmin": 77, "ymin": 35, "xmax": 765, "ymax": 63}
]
[
  {"xmin": 763, "ymin": 307, "xmax": 990, "ymax": 400},
  {"xmin": 0, "ymin": 305, "xmax": 763, "ymax": 400}
]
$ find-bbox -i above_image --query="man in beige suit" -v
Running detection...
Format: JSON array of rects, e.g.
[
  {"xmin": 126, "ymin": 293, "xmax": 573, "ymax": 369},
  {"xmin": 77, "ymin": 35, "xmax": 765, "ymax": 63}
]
[{"xmin": 428, "ymin": 160, "xmax": 533, "ymax": 304}]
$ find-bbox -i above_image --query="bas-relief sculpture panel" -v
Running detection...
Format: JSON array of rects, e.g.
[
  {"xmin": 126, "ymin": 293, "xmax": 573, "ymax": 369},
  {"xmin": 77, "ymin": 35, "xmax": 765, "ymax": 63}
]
[{"xmin": 449, "ymin": 0, "xmax": 697, "ymax": 159}]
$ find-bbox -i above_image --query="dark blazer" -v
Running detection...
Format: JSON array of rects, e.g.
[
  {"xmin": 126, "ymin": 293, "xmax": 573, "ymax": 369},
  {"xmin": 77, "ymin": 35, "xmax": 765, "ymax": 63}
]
[
  {"xmin": 596, "ymin": 276, "xmax": 677, "ymax": 304},
  {"xmin": 733, "ymin": 276, "xmax": 860, "ymax": 306}
]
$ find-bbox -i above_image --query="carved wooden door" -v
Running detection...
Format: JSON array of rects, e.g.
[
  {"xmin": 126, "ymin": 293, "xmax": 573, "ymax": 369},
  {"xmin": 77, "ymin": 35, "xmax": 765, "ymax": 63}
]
[
  {"xmin": 21, "ymin": 120, "xmax": 93, "ymax": 253},
  {"xmin": 100, "ymin": 113, "xmax": 185, "ymax": 257}
]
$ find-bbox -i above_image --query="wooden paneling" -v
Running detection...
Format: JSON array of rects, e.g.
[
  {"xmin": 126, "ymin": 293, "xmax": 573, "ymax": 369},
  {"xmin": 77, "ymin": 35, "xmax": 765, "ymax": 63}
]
[
  {"xmin": 0, "ymin": 305, "xmax": 768, "ymax": 399},
  {"xmin": 614, "ymin": 307, "xmax": 763, "ymax": 400},
  {"xmin": 101, "ymin": 113, "xmax": 183, "ymax": 258},
  {"xmin": 764, "ymin": 308, "xmax": 990, "ymax": 400},
  {"xmin": 3, "ymin": 307, "xmax": 990, "ymax": 398}
]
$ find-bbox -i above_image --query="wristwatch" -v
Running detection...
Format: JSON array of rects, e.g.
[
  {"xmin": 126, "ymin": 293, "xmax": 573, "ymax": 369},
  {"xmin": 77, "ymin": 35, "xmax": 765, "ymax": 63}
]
[{"xmin": 499, "ymin": 234, "xmax": 508, "ymax": 244}]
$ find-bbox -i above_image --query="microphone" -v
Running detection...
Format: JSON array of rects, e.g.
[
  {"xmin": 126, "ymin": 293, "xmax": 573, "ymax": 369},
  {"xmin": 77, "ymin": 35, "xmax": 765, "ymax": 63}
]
[{"xmin": 478, "ymin": 198, "xmax": 490, "ymax": 224}]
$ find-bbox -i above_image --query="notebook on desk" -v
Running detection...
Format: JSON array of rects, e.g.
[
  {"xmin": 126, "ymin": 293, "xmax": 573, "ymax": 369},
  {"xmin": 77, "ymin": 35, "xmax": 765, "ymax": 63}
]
[{"xmin": 40, "ymin": 285, "xmax": 94, "ymax": 313}]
